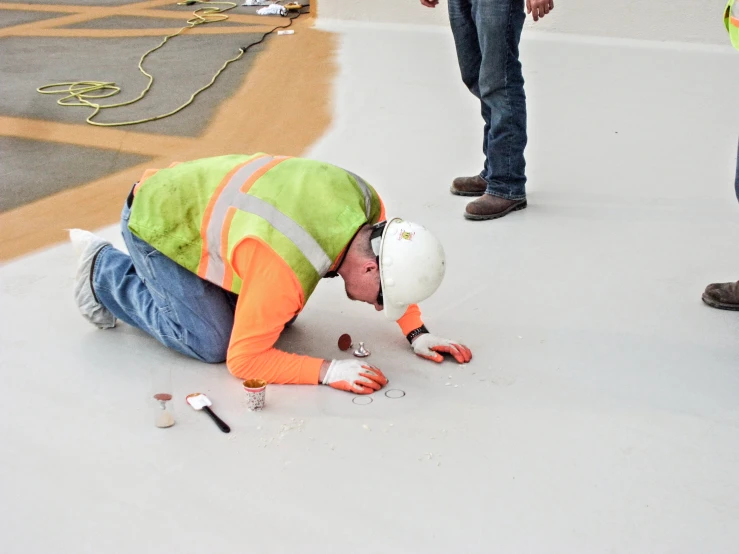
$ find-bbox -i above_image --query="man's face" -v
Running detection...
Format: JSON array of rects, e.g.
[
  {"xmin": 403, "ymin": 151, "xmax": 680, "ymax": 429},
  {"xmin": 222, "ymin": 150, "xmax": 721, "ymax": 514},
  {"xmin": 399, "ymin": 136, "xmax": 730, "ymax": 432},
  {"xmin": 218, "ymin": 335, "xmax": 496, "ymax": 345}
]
[{"xmin": 344, "ymin": 262, "xmax": 383, "ymax": 312}]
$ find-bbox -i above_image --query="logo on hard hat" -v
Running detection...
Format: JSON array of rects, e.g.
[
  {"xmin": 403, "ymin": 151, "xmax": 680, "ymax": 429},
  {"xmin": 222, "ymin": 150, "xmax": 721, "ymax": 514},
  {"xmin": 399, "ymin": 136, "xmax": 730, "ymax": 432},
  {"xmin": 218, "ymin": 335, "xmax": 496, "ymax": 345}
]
[{"xmin": 398, "ymin": 230, "xmax": 415, "ymax": 241}]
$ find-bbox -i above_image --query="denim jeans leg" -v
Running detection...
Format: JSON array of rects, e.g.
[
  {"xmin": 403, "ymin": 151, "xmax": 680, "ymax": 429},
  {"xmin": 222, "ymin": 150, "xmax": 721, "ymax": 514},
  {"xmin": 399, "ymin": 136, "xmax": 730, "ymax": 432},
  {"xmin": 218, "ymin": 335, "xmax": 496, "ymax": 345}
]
[
  {"xmin": 478, "ymin": 0, "xmax": 527, "ymax": 199},
  {"xmin": 451, "ymin": 0, "xmax": 527, "ymax": 200},
  {"xmin": 448, "ymin": 0, "xmax": 492, "ymax": 179},
  {"xmin": 91, "ymin": 200, "xmax": 238, "ymax": 363}
]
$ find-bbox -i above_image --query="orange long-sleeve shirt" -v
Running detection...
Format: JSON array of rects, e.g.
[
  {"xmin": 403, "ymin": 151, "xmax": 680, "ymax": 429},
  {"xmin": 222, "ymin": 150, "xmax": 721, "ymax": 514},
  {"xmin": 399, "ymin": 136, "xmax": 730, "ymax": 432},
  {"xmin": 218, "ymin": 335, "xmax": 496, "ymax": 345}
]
[{"xmin": 226, "ymin": 237, "xmax": 424, "ymax": 384}]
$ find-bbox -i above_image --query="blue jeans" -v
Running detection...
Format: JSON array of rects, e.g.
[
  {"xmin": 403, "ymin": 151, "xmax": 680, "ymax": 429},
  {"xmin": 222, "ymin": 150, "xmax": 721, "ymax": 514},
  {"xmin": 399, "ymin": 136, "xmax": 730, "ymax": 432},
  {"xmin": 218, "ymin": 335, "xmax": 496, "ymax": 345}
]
[
  {"xmin": 92, "ymin": 199, "xmax": 238, "ymax": 363},
  {"xmin": 448, "ymin": 0, "xmax": 527, "ymax": 200}
]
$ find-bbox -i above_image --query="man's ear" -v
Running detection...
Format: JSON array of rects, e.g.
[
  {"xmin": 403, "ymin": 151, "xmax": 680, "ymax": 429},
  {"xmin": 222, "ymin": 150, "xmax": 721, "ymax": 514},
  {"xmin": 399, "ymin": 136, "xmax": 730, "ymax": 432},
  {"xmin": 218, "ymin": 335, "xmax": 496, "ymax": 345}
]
[{"xmin": 363, "ymin": 258, "xmax": 379, "ymax": 274}]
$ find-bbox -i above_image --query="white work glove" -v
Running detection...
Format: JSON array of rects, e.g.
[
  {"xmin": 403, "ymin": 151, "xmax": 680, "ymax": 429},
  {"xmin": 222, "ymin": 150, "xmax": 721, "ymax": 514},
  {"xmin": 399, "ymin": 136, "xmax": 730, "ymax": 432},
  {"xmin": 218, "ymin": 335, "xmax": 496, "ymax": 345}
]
[
  {"xmin": 411, "ymin": 334, "xmax": 473, "ymax": 364},
  {"xmin": 322, "ymin": 360, "xmax": 388, "ymax": 394}
]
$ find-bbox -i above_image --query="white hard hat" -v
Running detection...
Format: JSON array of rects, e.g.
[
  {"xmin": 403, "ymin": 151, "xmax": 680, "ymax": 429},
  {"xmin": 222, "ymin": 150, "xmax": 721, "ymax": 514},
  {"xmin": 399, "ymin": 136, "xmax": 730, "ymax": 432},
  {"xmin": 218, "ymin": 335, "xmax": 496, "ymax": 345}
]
[{"xmin": 370, "ymin": 218, "xmax": 446, "ymax": 321}]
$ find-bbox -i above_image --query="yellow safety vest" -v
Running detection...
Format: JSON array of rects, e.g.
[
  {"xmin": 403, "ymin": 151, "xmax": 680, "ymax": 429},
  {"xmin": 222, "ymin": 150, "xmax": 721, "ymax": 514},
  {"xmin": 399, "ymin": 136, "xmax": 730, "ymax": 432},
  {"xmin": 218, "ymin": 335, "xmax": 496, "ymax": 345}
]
[
  {"xmin": 128, "ymin": 154, "xmax": 383, "ymax": 300},
  {"xmin": 725, "ymin": 0, "xmax": 739, "ymax": 49}
]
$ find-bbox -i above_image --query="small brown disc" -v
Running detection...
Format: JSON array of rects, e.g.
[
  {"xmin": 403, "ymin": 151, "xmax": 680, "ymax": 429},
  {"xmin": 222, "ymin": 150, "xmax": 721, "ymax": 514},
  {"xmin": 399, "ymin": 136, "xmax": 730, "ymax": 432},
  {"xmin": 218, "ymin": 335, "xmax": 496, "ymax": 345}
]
[
  {"xmin": 153, "ymin": 393, "xmax": 172, "ymax": 402},
  {"xmin": 338, "ymin": 333, "xmax": 352, "ymax": 351}
]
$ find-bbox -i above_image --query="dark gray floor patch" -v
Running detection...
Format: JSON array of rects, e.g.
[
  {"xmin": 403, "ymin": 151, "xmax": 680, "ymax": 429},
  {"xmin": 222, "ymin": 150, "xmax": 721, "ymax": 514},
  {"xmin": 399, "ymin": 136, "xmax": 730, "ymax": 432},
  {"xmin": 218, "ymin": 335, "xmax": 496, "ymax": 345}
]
[
  {"xmin": 0, "ymin": 137, "xmax": 150, "ymax": 212},
  {"xmin": 1, "ymin": 33, "xmax": 265, "ymax": 136},
  {"xmin": 14, "ymin": 0, "xmax": 140, "ymax": 6},
  {"xmin": 63, "ymin": 15, "xmax": 247, "ymax": 29},
  {"xmin": 155, "ymin": 4, "xmax": 294, "ymax": 19},
  {"xmin": 0, "ymin": 10, "xmax": 69, "ymax": 28},
  {"xmin": 155, "ymin": 5, "xmax": 263, "ymax": 13}
]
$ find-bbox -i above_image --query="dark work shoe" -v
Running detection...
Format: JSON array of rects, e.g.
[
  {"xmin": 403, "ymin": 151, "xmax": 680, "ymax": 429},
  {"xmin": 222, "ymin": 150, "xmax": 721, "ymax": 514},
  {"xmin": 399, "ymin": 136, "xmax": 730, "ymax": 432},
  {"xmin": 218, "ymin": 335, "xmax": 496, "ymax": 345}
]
[
  {"xmin": 464, "ymin": 193, "xmax": 527, "ymax": 221},
  {"xmin": 450, "ymin": 175, "xmax": 487, "ymax": 197},
  {"xmin": 702, "ymin": 280, "xmax": 739, "ymax": 311}
]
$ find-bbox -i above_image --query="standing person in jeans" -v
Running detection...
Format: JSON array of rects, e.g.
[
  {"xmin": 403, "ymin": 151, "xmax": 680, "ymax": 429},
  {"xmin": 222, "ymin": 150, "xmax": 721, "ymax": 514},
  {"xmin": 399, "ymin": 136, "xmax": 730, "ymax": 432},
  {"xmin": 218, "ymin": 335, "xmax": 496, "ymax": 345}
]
[
  {"xmin": 702, "ymin": 139, "xmax": 739, "ymax": 311},
  {"xmin": 421, "ymin": 0, "xmax": 554, "ymax": 220},
  {"xmin": 701, "ymin": 0, "xmax": 739, "ymax": 311}
]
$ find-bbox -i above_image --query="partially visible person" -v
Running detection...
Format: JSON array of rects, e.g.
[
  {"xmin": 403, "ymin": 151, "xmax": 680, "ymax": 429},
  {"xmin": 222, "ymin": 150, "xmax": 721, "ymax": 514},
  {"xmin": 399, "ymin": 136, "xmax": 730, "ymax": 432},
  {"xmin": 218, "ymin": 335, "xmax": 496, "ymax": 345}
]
[
  {"xmin": 701, "ymin": 1, "xmax": 739, "ymax": 311},
  {"xmin": 421, "ymin": 0, "xmax": 555, "ymax": 220},
  {"xmin": 702, "ymin": 139, "xmax": 739, "ymax": 311}
]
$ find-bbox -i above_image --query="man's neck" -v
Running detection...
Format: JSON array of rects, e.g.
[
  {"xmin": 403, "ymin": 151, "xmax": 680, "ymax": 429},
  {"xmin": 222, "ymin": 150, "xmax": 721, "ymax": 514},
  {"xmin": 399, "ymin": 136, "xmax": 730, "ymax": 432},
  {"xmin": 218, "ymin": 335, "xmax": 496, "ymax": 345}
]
[{"xmin": 332, "ymin": 226, "xmax": 369, "ymax": 279}]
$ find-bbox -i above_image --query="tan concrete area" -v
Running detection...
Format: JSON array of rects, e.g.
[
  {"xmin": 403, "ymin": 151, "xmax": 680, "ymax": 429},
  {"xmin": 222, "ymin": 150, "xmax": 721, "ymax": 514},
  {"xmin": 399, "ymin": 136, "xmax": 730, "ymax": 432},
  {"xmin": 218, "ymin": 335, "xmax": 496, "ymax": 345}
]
[{"xmin": 1, "ymin": 0, "xmax": 334, "ymax": 260}]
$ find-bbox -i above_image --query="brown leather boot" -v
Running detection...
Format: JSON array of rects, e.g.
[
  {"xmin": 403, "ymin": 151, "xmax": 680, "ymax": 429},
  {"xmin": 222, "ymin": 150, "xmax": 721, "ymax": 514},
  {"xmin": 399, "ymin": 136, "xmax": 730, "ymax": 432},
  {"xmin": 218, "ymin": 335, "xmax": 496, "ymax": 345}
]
[
  {"xmin": 450, "ymin": 175, "xmax": 487, "ymax": 196},
  {"xmin": 702, "ymin": 280, "xmax": 739, "ymax": 311},
  {"xmin": 464, "ymin": 193, "xmax": 527, "ymax": 220}
]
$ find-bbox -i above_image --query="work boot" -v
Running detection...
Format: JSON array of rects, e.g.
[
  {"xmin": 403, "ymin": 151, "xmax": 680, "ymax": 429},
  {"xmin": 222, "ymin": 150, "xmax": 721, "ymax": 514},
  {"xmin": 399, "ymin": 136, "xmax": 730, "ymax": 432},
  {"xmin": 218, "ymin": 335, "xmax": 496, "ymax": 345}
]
[
  {"xmin": 69, "ymin": 229, "xmax": 117, "ymax": 329},
  {"xmin": 702, "ymin": 280, "xmax": 739, "ymax": 311},
  {"xmin": 464, "ymin": 193, "xmax": 527, "ymax": 221},
  {"xmin": 450, "ymin": 175, "xmax": 487, "ymax": 197}
]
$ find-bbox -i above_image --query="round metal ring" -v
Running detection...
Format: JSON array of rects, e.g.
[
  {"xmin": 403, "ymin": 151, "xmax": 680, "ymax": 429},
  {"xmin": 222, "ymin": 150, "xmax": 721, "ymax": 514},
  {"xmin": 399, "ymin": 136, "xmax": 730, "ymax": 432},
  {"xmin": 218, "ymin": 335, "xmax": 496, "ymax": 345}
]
[
  {"xmin": 384, "ymin": 389, "xmax": 406, "ymax": 399},
  {"xmin": 352, "ymin": 396, "xmax": 373, "ymax": 405}
]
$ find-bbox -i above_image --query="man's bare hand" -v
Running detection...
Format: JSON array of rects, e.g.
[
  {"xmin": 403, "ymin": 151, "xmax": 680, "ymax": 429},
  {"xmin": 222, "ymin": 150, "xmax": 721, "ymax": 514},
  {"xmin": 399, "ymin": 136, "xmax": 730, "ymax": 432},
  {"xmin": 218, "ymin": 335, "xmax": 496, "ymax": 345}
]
[
  {"xmin": 421, "ymin": 0, "xmax": 440, "ymax": 7},
  {"xmin": 527, "ymin": 0, "xmax": 554, "ymax": 22}
]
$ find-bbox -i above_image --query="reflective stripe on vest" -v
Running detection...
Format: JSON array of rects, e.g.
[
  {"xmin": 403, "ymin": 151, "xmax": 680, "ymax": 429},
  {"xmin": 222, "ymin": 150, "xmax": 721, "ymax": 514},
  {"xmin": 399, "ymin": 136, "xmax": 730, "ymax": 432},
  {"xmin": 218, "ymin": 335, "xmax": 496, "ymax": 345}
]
[
  {"xmin": 345, "ymin": 170, "xmax": 373, "ymax": 219},
  {"xmin": 198, "ymin": 155, "xmax": 372, "ymax": 288}
]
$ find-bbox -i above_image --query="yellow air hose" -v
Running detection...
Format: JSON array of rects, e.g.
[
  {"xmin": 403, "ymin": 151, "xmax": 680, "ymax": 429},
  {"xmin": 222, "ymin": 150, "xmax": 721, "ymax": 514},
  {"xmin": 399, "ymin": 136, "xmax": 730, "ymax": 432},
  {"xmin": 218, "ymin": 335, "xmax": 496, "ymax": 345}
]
[{"xmin": 36, "ymin": 1, "xmax": 300, "ymax": 127}]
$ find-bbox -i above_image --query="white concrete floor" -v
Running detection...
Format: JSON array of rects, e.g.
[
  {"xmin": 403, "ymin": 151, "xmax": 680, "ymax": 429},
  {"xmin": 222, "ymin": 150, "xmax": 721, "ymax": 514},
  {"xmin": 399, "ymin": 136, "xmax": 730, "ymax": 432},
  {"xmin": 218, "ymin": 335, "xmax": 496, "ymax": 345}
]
[{"xmin": 2, "ymin": 22, "xmax": 739, "ymax": 554}]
